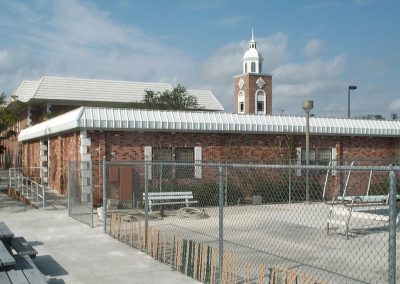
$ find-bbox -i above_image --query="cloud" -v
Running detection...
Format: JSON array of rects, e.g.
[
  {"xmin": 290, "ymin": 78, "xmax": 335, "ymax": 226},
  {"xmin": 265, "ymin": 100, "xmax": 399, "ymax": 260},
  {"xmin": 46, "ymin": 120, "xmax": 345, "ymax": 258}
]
[
  {"xmin": 196, "ymin": 33, "xmax": 290, "ymax": 112},
  {"xmin": 389, "ymin": 99, "xmax": 400, "ymax": 111},
  {"xmin": 212, "ymin": 15, "xmax": 247, "ymax": 28},
  {"xmin": 303, "ymin": 39, "xmax": 325, "ymax": 58},
  {"xmin": 0, "ymin": 0, "xmax": 351, "ymax": 117},
  {"xmin": 0, "ymin": 0, "xmax": 196, "ymax": 94},
  {"xmin": 273, "ymin": 55, "xmax": 345, "ymax": 85}
]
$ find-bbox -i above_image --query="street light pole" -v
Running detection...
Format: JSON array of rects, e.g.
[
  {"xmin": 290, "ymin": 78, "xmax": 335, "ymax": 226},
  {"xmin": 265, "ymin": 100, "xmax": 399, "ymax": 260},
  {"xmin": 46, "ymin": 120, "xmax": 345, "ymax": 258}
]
[
  {"xmin": 348, "ymin": 85, "xmax": 357, "ymax": 118},
  {"xmin": 302, "ymin": 100, "xmax": 313, "ymax": 202}
]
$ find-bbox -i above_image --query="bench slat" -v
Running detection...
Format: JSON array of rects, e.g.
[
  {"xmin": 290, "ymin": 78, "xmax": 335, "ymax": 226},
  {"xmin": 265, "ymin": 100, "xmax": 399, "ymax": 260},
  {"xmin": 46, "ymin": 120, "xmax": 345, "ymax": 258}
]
[
  {"xmin": 0, "ymin": 241, "xmax": 15, "ymax": 267},
  {"xmin": 11, "ymin": 237, "xmax": 38, "ymax": 258},
  {"xmin": 6, "ymin": 270, "xmax": 29, "ymax": 284},
  {"xmin": 143, "ymin": 191, "xmax": 197, "ymax": 212},
  {"xmin": 150, "ymin": 201, "xmax": 198, "ymax": 206},
  {"xmin": 145, "ymin": 196, "xmax": 193, "ymax": 201},
  {"xmin": 147, "ymin": 191, "xmax": 193, "ymax": 196},
  {"xmin": 0, "ymin": 222, "xmax": 14, "ymax": 239},
  {"xmin": 23, "ymin": 269, "xmax": 48, "ymax": 284},
  {"xmin": 0, "ymin": 271, "xmax": 11, "ymax": 284}
]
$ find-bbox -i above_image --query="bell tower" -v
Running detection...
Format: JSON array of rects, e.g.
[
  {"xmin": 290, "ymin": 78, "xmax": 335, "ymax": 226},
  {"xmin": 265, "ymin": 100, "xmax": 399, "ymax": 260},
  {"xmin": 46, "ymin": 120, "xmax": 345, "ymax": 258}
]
[{"xmin": 234, "ymin": 30, "xmax": 272, "ymax": 115}]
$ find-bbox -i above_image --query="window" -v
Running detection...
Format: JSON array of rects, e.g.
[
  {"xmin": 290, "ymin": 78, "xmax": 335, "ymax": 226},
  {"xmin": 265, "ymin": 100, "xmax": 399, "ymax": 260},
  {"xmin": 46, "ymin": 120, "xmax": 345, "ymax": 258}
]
[
  {"xmin": 300, "ymin": 147, "xmax": 331, "ymax": 165},
  {"xmin": 152, "ymin": 148, "xmax": 173, "ymax": 178},
  {"xmin": 259, "ymin": 62, "xmax": 262, "ymax": 73},
  {"xmin": 175, "ymin": 148, "xmax": 194, "ymax": 178},
  {"xmin": 300, "ymin": 148, "xmax": 316, "ymax": 165},
  {"xmin": 317, "ymin": 148, "xmax": 332, "ymax": 165},
  {"xmin": 244, "ymin": 63, "xmax": 247, "ymax": 73},
  {"xmin": 238, "ymin": 91, "xmax": 245, "ymax": 113},
  {"xmin": 256, "ymin": 91, "xmax": 265, "ymax": 114},
  {"xmin": 149, "ymin": 147, "xmax": 199, "ymax": 179},
  {"xmin": 251, "ymin": 62, "xmax": 256, "ymax": 73}
]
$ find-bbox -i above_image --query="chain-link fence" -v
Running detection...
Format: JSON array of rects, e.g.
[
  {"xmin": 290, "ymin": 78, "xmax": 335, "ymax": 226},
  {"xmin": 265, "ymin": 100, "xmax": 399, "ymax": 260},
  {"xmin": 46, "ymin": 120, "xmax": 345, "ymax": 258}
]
[
  {"xmin": 67, "ymin": 161, "xmax": 94, "ymax": 227},
  {"xmin": 102, "ymin": 160, "xmax": 399, "ymax": 284}
]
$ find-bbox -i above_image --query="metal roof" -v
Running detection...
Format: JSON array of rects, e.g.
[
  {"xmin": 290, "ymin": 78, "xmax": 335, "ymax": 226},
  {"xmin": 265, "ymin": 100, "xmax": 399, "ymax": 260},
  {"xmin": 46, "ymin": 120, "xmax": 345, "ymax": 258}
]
[
  {"xmin": 18, "ymin": 107, "xmax": 400, "ymax": 142},
  {"xmin": 13, "ymin": 76, "xmax": 224, "ymax": 111}
]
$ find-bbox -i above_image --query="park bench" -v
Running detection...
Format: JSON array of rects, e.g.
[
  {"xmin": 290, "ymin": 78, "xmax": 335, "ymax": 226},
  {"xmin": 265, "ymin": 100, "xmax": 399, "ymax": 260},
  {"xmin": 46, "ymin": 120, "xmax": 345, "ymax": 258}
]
[
  {"xmin": 0, "ymin": 241, "xmax": 15, "ymax": 270},
  {"xmin": 0, "ymin": 254, "xmax": 48, "ymax": 283},
  {"xmin": 0, "ymin": 222, "xmax": 47, "ymax": 283},
  {"xmin": 10, "ymin": 237, "xmax": 38, "ymax": 258},
  {"xmin": 143, "ymin": 191, "xmax": 198, "ymax": 213}
]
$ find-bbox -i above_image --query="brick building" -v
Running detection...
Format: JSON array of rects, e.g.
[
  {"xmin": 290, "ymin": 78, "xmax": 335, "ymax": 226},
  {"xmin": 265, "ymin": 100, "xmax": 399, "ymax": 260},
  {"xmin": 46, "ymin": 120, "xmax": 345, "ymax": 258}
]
[
  {"xmin": 17, "ymin": 107, "xmax": 400, "ymax": 204},
  {"xmin": 4, "ymin": 33, "xmax": 400, "ymax": 204},
  {"xmin": 3, "ymin": 76, "xmax": 223, "ymax": 168}
]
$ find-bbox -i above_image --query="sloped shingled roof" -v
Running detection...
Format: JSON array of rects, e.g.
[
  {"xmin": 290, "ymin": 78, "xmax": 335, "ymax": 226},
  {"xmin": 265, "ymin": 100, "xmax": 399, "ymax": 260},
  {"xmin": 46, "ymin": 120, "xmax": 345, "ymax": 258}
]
[
  {"xmin": 13, "ymin": 76, "xmax": 224, "ymax": 111},
  {"xmin": 18, "ymin": 107, "xmax": 400, "ymax": 142}
]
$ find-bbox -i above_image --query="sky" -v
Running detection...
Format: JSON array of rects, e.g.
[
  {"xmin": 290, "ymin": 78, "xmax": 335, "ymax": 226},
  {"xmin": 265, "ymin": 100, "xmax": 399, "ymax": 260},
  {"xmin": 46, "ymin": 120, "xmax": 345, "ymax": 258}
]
[{"xmin": 0, "ymin": 0, "xmax": 399, "ymax": 118}]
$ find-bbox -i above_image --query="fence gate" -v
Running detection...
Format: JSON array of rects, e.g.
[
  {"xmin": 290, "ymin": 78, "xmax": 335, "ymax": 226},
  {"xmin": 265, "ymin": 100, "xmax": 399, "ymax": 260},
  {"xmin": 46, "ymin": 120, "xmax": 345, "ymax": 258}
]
[{"xmin": 67, "ymin": 160, "xmax": 93, "ymax": 227}]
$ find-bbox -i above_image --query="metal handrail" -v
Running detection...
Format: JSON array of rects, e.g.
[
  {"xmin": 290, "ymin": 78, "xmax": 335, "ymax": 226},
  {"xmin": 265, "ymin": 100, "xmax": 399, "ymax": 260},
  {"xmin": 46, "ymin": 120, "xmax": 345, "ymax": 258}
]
[{"xmin": 8, "ymin": 168, "xmax": 46, "ymax": 210}]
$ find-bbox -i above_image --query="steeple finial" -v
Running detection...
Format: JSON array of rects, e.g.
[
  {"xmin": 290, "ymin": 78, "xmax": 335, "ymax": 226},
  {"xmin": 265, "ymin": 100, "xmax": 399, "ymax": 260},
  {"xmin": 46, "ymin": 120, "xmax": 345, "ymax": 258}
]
[{"xmin": 251, "ymin": 27, "xmax": 254, "ymax": 40}]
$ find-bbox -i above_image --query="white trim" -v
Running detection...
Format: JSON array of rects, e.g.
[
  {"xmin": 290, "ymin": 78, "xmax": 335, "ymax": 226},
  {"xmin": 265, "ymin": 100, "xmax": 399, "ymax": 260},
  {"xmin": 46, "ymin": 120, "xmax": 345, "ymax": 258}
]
[
  {"xmin": 331, "ymin": 148, "xmax": 337, "ymax": 176},
  {"xmin": 238, "ymin": 91, "xmax": 245, "ymax": 114},
  {"xmin": 144, "ymin": 146, "xmax": 152, "ymax": 180},
  {"xmin": 255, "ymin": 90, "xmax": 266, "ymax": 115},
  {"xmin": 296, "ymin": 147, "xmax": 302, "ymax": 176},
  {"xmin": 194, "ymin": 146, "xmax": 202, "ymax": 179}
]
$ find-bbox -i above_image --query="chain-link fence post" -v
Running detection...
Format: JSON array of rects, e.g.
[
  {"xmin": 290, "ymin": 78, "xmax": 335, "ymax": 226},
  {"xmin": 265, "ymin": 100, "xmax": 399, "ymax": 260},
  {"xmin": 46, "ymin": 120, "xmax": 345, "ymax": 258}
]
[
  {"xmin": 102, "ymin": 157, "xmax": 107, "ymax": 234},
  {"xmin": 388, "ymin": 167, "xmax": 397, "ymax": 284},
  {"xmin": 144, "ymin": 163, "xmax": 149, "ymax": 253},
  {"xmin": 288, "ymin": 159, "xmax": 292, "ymax": 203},
  {"xmin": 89, "ymin": 160, "xmax": 94, "ymax": 228},
  {"xmin": 218, "ymin": 165, "xmax": 224, "ymax": 283},
  {"xmin": 67, "ymin": 161, "xmax": 71, "ymax": 217}
]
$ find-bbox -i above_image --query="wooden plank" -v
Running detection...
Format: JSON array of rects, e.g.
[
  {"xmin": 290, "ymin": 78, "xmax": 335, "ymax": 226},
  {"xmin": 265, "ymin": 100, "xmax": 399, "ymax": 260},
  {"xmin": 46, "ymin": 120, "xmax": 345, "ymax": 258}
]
[
  {"xmin": 6, "ymin": 270, "xmax": 29, "ymax": 284},
  {"xmin": 0, "ymin": 241, "xmax": 15, "ymax": 267},
  {"xmin": 11, "ymin": 237, "xmax": 38, "ymax": 258},
  {"xmin": 0, "ymin": 271, "xmax": 11, "ymax": 284},
  {"xmin": 23, "ymin": 269, "xmax": 48, "ymax": 284}
]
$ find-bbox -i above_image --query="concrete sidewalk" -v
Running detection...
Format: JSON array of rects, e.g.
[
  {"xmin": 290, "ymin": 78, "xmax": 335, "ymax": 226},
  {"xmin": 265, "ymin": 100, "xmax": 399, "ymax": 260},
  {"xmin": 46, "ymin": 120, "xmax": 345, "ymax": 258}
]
[{"xmin": 0, "ymin": 192, "xmax": 197, "ymax": 284}]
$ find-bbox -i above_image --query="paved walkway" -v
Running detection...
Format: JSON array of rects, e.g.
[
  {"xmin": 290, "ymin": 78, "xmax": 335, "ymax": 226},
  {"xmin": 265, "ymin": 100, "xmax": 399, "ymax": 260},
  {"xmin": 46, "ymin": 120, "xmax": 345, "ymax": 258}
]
[{"xmin": 0, "ymin": 192, "xmax": 197, "ymax": 284}]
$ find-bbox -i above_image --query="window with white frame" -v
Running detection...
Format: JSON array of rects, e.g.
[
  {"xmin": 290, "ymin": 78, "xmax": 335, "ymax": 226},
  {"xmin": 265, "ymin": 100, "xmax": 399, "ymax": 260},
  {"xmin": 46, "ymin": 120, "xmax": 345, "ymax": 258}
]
[
  {"xmin": 251, "ymin": 62, "xmax": 256, "ymax": 73},
  {"xmin": 297, "ymin": 147, "xmax": 336, "ymax": 176},
  {"xmin": 297, "ymin": 147, "xmax": 335, "ymax": 176},
  {"xmin": 144, "ymin": 146, "xmax": 202, "ymax": 179},
  {"xmin": 256, "ymin": 91, "xmax": 265, "ymax": 114},
  {"xmin": 238, "ymin": 91, "xmax": 245, "ymax": 113},
  {"xmin": 244, "ymin": 63, "xmax": 247, "ymax": 73},
  {"xmin": 299, "ymin": 147, "xmax": 331, "ymax": 165}
]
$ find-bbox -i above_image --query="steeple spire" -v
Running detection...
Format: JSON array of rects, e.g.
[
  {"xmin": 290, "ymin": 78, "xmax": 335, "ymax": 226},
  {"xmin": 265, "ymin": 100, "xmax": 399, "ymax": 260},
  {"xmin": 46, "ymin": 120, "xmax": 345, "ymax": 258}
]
[
  {"xmin": 249, "ymin": 29, "xmax": 256, "ymax": 49},
  {"xmin": 242, "ymin": 29, "xmax": 263, "ymax": 74}
]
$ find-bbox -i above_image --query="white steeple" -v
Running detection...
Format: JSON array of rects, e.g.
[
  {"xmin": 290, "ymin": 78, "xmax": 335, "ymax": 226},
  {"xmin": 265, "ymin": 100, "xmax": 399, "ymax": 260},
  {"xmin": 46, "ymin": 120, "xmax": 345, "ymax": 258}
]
[{"xmin": 243, "ymin": 29, "xmax": 263, "ymax": 74}]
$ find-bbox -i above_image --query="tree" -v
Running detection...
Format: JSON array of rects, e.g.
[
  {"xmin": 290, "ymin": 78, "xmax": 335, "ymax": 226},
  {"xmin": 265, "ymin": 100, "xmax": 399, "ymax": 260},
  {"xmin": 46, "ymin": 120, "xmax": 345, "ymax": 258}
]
[
  {"xmin": 390, "ymin": 113, "xmax": 398, "ymax": 121},
  {"xmin": 356, "ymin": 114, "xmax": 386, "ymax": 120},
  {"xmin": 0, "ymin": 93, "xmax": 24, "ymax": 154},
  {"xmin": 131, "ymin": 84, "xmax": 202, "ymax": 111}
]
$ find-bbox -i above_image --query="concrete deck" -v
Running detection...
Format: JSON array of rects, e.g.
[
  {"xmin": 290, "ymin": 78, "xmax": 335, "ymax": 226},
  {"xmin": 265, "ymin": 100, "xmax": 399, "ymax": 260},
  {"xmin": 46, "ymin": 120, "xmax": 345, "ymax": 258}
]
[{"xmin": 0, "ymin": 192, "xmax": 197, "ymax": 284}]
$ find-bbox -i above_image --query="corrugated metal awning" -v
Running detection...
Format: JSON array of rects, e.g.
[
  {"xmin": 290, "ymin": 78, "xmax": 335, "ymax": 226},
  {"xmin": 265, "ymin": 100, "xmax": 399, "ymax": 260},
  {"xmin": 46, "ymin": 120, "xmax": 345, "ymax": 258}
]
[{"xmin": 18, "ymin": 107, "xmax": 400, "ymax": 142}]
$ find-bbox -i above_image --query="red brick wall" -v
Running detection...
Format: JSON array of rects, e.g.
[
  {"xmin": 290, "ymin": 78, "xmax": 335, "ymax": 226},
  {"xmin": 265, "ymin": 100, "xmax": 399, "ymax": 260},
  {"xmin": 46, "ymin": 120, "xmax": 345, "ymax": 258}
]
[
  {"xmin": 48, "ymin": 133, "xmax": 80, "ymax": 195},
  {"xmin": 21, "ymin": 130, "xmax": 400, "ymax": 205},
  {"xmin": 21, "ymin": 140, "xmax": 40, "ymax": 179},
  {"xmin": 234, "ymin": 74, "xmax": 272, "ymax": 114}
]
